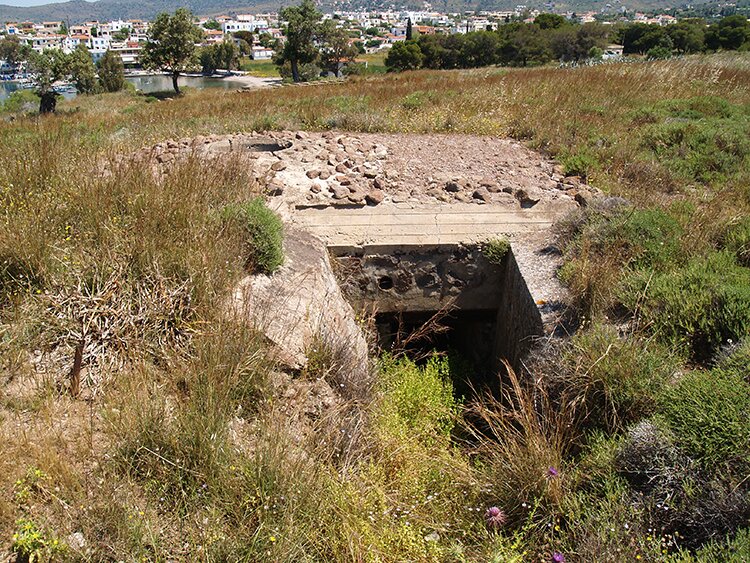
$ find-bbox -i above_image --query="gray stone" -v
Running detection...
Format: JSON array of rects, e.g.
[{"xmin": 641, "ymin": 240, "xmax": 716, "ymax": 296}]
[
  {"xmin": 306, "ymin": 169, "xmax": 320, "ymax": 179},
  {"xmin": 271, "ymin": 161, "xmax": 287, "ymax": 172}
]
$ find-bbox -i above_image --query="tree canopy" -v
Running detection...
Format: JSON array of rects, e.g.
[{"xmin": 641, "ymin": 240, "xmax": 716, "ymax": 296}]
[
  {"xmin": 277, "ymin": 0, "xmax": 322, "ymax": 82},
  {"xmin": 141, "ymin": 8, "xmax": 203, "ymax": 93},
  {"xmin": 98, "ymin": 50, "xmax": 126, "ymax": 92}
]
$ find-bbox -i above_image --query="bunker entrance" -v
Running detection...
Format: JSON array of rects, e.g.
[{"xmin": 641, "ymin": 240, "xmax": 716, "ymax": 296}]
[{"xmin": 330, "ymin": 243, "xmax": 544, "ymax": 393}]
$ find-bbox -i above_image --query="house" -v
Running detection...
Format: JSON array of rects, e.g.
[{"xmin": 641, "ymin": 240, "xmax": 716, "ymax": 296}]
[
  {"xmin": 203, "ymin": 29, "xmax": 225, "ymax": 44},
  {"xmin": 110, "ymin": 41, "xmax": 142, "ymax": 66},
  {"xmin": 41, "ymin": 21, "xmax": 62, "ymax": 33},
  {"xmin": 222, "ymin": 18, "xmax": 269, "ymax": 34},
  {"xmin": 603, "ymin": 44, "xmax": 624, "ymax": 60},
  {"xmin": 251, "ymin": 45, "xmax": 274, "ymax": 60}
]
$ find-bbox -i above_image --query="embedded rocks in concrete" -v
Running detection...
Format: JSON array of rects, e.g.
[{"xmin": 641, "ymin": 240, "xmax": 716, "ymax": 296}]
[{"xmin": 231, "ymin": 226, "xmax": 369, "ymax": 377}]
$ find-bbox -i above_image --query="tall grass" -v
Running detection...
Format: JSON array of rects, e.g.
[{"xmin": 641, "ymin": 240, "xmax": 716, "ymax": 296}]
[{"xmin": 1, "ymin": 53, "xmax": 750, "ymax": 561}]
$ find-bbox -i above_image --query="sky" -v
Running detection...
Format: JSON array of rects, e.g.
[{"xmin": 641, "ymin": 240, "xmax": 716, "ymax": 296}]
[{"xmin": 1, "ymin": 0, "xmax": 86, "ymax": 5}]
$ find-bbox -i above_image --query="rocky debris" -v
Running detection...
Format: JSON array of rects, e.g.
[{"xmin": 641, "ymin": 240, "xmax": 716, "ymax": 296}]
[
  {"xmin": 473, "ymin": 187, "xmax": 492, "ymax": 203},
  {"xmin": 127, "ymin": 130, "xmax": 601, "ymax": 211}
]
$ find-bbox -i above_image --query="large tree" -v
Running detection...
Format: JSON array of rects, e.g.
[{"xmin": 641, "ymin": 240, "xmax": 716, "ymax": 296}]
[
  {"xmin": 98, "ymin": 50, "xmax": 125, "ymax": 92},
  {"xmin": 384, "ymin": 40, "xmax": 423, "ymax": 72},
  {"xmin": 69, "ymin": 43, "xmax": 98, "ymax": 94},
  {"xmin": 277, "ymin": 0, "xmax": 322, "ymax": 82},
  {"xmin": 28, "ymin": 49, "xmax": 70, "ymax": 113},
  {"xmin": 141, "ymin": 8, "xmax": 203, "ymax": 94},
  {"xmin": 320, "ymin": 21, "xmax": 358, "ymax": 76},
  {"xmin": 0, "ymin": 36, "xmax": 31, "ymax": 73}
]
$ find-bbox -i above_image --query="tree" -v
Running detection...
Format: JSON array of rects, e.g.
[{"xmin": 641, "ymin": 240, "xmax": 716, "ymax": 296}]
[
  {"xmin": 69, "ymin": 43, "xmax": 98, "ymax": 94},
  {"xmin": 98, "ymin": 50, "xmax": 125, "ymax": 92},
  {"xmin": 0, "ymin": 36, "xmax": 31, "ymax": 72},
  {"xmin": 667, "ymin": 20, "xmax": 706, "ymax": 54},
  {"xmin": 234, "ymin": 30, "xmax": 254, "ymax": 45},
  {"xmin": 534, "ymin": 13, "xmax": 567, "ymax": 30},
  {"xmin": 199, "ymin": 46, "xmax": 217, "ymax": 74},
  {"xmin": 384, "ymin": 40, "xmax": 423, "ymax": 72},
  {"xmin": 215, "ymin": 40, "xmax": 238, "ymax": 72},
  {"xmin": 141, "ymin": 8, "xmax": 203, "ymax": 94},
  {"xmin": 277, "ymin": 0, "xmax": 322, "ymax": 82},
  {"xmin": 28, "ymin": 49, "xmax": 70, "ymax": 113},
  {"xmin": 706, "ymin": 15, "xmax": 750, "ymax": 51},
  {"xmin": 320, "ymin": 21, "xmax": 358, "ymax": 76},
  {"xmin": 204, "ymin": 20, "xmax": 221, "ymax": 31},
  {"xmin": 406, "ymin": 18, "xmax": 413, "ymax": 41}
]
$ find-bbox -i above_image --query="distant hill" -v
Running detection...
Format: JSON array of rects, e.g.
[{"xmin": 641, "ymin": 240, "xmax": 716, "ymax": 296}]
[
  {"xmin": 0, "ymin": 0, "xmax": 281, "ymax": 24},
  {"xmin": 0, "ymin": 0, "xmax": 714, "ymax": 23}
]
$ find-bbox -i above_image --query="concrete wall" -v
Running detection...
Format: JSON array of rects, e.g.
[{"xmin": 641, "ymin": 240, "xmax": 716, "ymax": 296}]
[
  {"xmin": 492, "ymin": 249, "xmax": 544, "ymax": 372},
  {"xmin": 330, "ymin": 243, "xmax": 544, "ymax": 372}
]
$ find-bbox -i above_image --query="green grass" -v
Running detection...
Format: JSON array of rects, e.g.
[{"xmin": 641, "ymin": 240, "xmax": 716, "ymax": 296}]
[
  {"xmin": 239, "ymin": 57, "xmax": 280, "ymax": 77},
  {"xmin": 356, "ymin": 50, "xmax": 388, "ymax": 74}
]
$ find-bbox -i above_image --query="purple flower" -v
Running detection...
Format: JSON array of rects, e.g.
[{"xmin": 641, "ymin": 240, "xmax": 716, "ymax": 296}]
[
  {"xmin": 552, "ymin": 553, "xmax": 565, "ymax": 563},
  {"xmin": 547, "ymin": 466, "xmax": 559, "ymax": 478},
  {"xmin": 484, "ymin": 506, "xmax": 507, "ymax": 529}
]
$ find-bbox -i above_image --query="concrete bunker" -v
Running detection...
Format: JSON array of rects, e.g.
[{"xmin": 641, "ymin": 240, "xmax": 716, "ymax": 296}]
[{"xmin": 330, "ymin": 243, "xmax": 544, "ymax": 389}]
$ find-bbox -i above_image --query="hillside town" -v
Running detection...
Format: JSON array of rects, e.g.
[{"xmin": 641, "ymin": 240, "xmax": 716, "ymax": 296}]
[{"xmin": 0, "ymin": 5, "xmax": 739, "ymax": 75}]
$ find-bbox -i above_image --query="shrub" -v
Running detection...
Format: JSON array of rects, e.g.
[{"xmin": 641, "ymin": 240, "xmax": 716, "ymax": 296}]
[
  {"xmin": 621, "ymin": 251, "xmax": 750, "ymax": 360},
  {"xmin": 225, "ymin": 198, "xmax": 284, "ymax": 275},
  {"xmin": 641, "ymin": 117, "xmax": 750, "ymax": 184},
  {"xmin": 482, "ymin": 237, "xmax": 510, "ymax": 265},
  {"xmin": 559, "ymin": 150, "xmax": 598, "ymax": 180},
  {"xmin": 1, "ymin": 90, "xmax": 39, "ymax": 114},
  {"xmin": 721, "ymin": 216, "xmax": 750, "ymax": 266},
  {"xmin": 377, "ymin": 354, "xmax": 459, "ymax": 442},
  {"xmin": 616, "ymin": 420, "xmax": 750, "ymax": 550},
  {"xmin": 555, "ymin": 324, "xmax": 679, "ymax": 433},
  {"xmin": 713, "ymin": 338, "xmax": 750, "ymax": 377},
  {"xmin": 658, "ymin": 370, "xmax": 750, "ymax": 471},
  {"xmin": 12, "ymin": 519, "xmax": 66, "ymax": 562}
]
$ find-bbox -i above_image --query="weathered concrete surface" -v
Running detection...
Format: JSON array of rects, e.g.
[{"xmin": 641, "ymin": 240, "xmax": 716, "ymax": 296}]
[
  {"xmin": 288, "ymin": 202, "xmax": 572, "ymax": 247},
  {"xmin": 231, "ymin": 226, "xmax": 369, "ymax": 377},
  {"xmin": 135, "ymin": 130, "xmax": 581, "ymax": 372},
  {"xmin": 332, "ymin": 244, "xmax": 504, "ymax": 314}
]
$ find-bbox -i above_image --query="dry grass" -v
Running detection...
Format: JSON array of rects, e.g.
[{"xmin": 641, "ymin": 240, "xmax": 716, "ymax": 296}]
[{"xmin": 1, "ymin": 53, "xmax": 749, "ymax": 561}]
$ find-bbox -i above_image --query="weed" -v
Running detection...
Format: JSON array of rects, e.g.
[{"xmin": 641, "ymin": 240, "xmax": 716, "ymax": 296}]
[
  {"xmin": 11, "ymin": 519, "xmax": 65, "ymax": 563},
  {"xmin": 224, "ymin": 198, "xmax": 284, "ymax": 275},
  {"xmin": 482, "ymin": 237, "xmax": 511, "ymax": 265}
]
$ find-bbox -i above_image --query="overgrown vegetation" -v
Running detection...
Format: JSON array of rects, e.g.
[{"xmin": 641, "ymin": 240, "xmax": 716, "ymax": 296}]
[{"xmin": 0, "ymin": 52, "xmax": 749, "ymax": 561}]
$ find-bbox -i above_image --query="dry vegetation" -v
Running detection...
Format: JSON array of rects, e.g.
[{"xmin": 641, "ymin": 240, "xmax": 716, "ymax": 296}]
[{"xmin": 1, "ymin": 53, "xmax": 749, "ymax": 561}]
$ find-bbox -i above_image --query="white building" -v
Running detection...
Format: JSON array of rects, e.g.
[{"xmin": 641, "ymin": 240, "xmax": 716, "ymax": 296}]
[{"xmin": 222, "ymin": 19, "xmax": 269, "ymax": 34}]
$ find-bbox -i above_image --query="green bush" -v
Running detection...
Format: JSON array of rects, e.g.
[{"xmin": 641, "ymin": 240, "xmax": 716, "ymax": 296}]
[
  {"xmin": 659, "ymin": 370, "xmax": 750, "ymax": 470},
  {"xmin": 1, "ymin": 90, "xmax": 39, "ymax": 114},
  {"xmin": 621, "ymin": 251, "xmax": 750, "ymax": 360},
  {"xmin": 641, "ymin": 115, "xmax": 750, "ymax": 184},
  {"xmin": 722, "ymin": 216, "xmax": 750, "ymax": 267},
  {"xmin": 225, "ymin": 198, "xmax": 284, "ymax": 275},
  {"xmin": 559, "ymin": 150, "xmax": 598, "ymax": 180},
  {"xmin": 714, "ymin": 339, "xmax": 750, "ymax": 376},
  {"xmin": 558, "ymin": 324, "xmax": 679, "ymax": 432},
  {"xmin": 377, "ymin": 354, "xmax": 459, "ymax": 442},
  {"xmin": 617, "ymin": 208, "xmax": 684, "ymax": 269},
  {"xmin": 482, "ymin": 237, "xmax": 510, "ymax": 265}
]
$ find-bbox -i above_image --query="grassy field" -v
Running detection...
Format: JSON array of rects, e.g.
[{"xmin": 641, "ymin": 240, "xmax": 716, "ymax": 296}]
[
  {"xmin": 356, "ymin": 50, "xmax": 389, "ymax": 74},
  {"xmin": 238, "ymin": 57, "xmax": 280, "ymax": 77},
  {"xmin": 0, "ymin": 54, "xmax": 749, "ymax": 561}
]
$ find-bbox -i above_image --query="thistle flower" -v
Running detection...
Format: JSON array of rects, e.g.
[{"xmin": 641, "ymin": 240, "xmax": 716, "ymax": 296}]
[
  {"xmin": 484, "ymin": 506, "xmax": 507, "ymax": 530},
  {"xmin": 552, "ymin": 553, "xmax": 565, "ymax": 563},
  {"xmin": 547, "ymin": 466, "xmax": 559, "ymax": 478}
]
